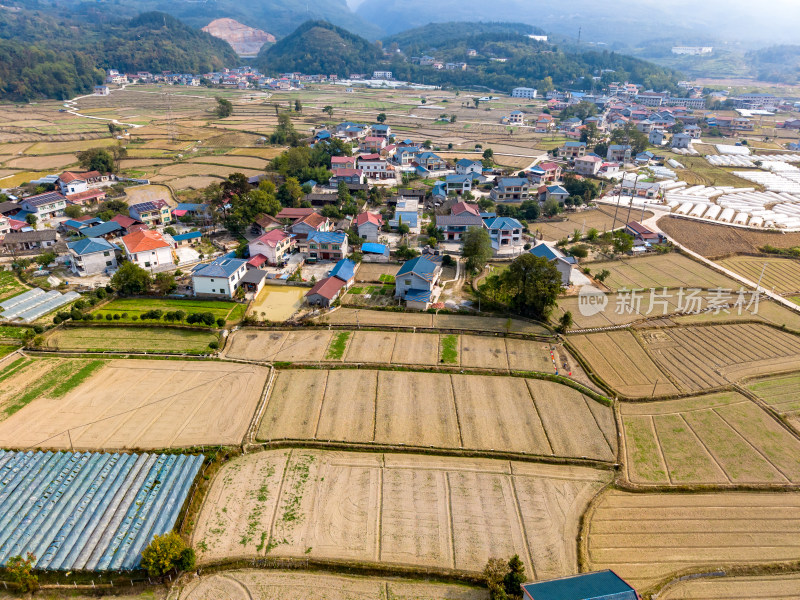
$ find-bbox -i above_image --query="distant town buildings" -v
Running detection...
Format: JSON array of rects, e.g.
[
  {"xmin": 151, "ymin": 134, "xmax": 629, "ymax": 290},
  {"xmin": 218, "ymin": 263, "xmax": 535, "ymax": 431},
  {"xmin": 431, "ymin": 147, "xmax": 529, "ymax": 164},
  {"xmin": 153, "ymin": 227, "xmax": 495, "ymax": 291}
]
[{"xmin": 671, "ymin": 46, "xmax": 713, "ymax": 55}]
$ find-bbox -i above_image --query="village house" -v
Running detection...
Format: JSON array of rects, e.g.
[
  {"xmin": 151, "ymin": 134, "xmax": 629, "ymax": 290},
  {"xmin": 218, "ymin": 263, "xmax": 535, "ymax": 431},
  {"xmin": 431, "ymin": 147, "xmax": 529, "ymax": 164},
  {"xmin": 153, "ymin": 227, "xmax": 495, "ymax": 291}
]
[
  {"xmin": 358, "ymin": 154, "xmax": 394, "ymax": 180},
  {"xmin": 1, "ymin": 230, "xmax": 58, "ymax": 252},
  {"xmin": 607, "ymin": 144, "xmax": 632, "ymax": 162},
  {"xmin": 329, "ymin": 169, "xmax": 365, "ymax": 186},
  {"xmin": 119, "ymin": 229, "xmax": 174, "ymax": 272},
  {"xmin": 534, "ymin": 114, "xmax": 555, "ymax": 133},
  {"xmin": 304, "ymin": 275, "xmax": 346, "ymax": 307},
  {"xmin": 389, "ymin": 197, "xmax": 421, "ymax": 233},
  {"xmin": 671, "ymin": 132, "xmax": 693, "ymax": 150},
  {"xmin": 20, "ymin": 191, "xmax": 67, "ymax": 220},
  {"xmin": 436, "ymin": 210, "xmax": 483, "ymax": 242},
  {"xmin": 129, "ymin": 200, "xmax": 172, "ymax": 227},
  {"xmin": 57, "ymin": 171, "xmax": 113, "ymax": 195},
  {"xmin": 248, "ymin": 229, "xmax": 296, "ymax": 267},
  {"xmin": 192, "ymin": 256, "xmax": 248, "ymax": 298},
  {"xmin": 455, "ymin": 159, "xmax": 484, "ymax": 176},
  {"xmin": 527, "ymin": 162, "xmax": 562, "ymax": 185},
  {"xmin": 290, "ymin": 212, "xmax": 331, "ymax": 238},
  {"xmin": 445, "ymin": 173, "xmax": 474, "ymax": 196},
  {"xmin": 521, "ymin": 570, "xmax": 639, "ymax": 600},
  {"xmin": 530, "ymin": 242, "xmax": 576, "ymax": 286},
  {"xmin": 359, "ymin": 137, "xmax": 387, "ymax": 153},
  {"xmin": 543, "ymin": 185, "xmax": 570, "ymax": 202},
  {"xmin": 559, "ymin": 141, "xmax": 587, "ymax": 159},
  {"xmin": 648, "ymin": 130, "xmax": 666, "ymax": 146},
  {"xmin": 415, "ymin": 152, "xmax": 447, "ymax": 172},
  {"xmin": 625, "ymin": 221, "xmax": 662, "ymax": 244},
  {"xmin": 355, "ymin": 212, "xmax": 383, "ymax": 242},
  {"xmin": 512, "ymin": 87, "xmax": 537, "ymax": 99},
  {"xmin": 67, "ymin": 237, "xmax": 120, "ymax": 277},
  {"xmin": 110, "ymin": 214, "xmax": 145, "ymax": 235},
  {"xmin": 484, "ymin": 216, "xmax": 524, "ymax": 252},
  {"xmin": 394, "ymin": 256, "xmax": 442, "ymax": 310},
  {"xmin": 307, "ymin": 231, "xmax": 348, "ymax": 261},
  {"xmin": 491, "ymin": 177, "xmax": 530, "ymax": 202},
  {"xmin": 331, "ymin": 156, "xmax": 358, "ymax": 170},
  {"xmin": 574, "ymin": 155, "xmax": 603, "ymax": 177},
  {"xmin": 370, "ymin": 124, "xmax": 391, "ymax": 138}
]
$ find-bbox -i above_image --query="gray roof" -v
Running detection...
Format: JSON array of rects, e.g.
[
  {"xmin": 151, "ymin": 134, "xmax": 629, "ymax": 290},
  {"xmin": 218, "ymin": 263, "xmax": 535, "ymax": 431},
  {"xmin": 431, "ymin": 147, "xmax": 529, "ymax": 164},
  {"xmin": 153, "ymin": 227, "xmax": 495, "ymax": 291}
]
[
  {"xmin": 194, "ymin": 257, "xmax": 248, "ymax": 278},
  {"xmin": 436, "ymin": 214, "xmax": 483, "ymax": 227},
  {"xmin": 2, "ymin": 230, "xmax": 57, "ymax": 243}
]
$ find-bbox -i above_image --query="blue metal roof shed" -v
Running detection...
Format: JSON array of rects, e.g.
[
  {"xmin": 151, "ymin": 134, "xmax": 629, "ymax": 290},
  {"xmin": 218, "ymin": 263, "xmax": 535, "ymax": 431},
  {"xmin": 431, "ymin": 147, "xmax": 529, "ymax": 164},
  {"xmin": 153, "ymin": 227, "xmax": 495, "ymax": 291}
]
[
  {"xmin": 67, "ymin": 237, "xmax": 119, "ymax": 256},
  {"xmin": 397, "ymin": 256, "xmax": 438, "ymax": 282},
  {"xmin": 172, "ymin": 231, "xmax": 202, "ymax": 242},
  {"xmin": 78, "ymin": 221, "xmax": 123, "ymax": 237},
  {"xmin": 361, "ymin": 243, "xmax": 388, "ymax": 255},
  {"xmin": 329, "ymin": 258, "xmax": 356, "ymax": 283},
  {"xmin": 521, "ymin": 570, "xmax": 639, "ymax": 600}
]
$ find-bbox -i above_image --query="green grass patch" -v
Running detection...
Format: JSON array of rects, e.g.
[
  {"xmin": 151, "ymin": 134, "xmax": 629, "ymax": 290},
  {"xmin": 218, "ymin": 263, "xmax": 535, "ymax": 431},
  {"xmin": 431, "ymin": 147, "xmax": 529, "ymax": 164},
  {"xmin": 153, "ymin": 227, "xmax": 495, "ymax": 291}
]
[
  {"xmin": 325, "ymin": 331, "xmax": 350, "ymax": 360},
  {"xmin": 348, "ymin": 287, "xmax": 364, "ymax": 295},
  {"xmin": 4, "ymin": 359, "xmax": 105, "ymax": 417},
  {"xmin": 0, "ymin": 326, "xmax": 32, "ymax": 340},
  {"xmin": 378, "ymin": 274, "xmax": 395, "ymax": 284},
  {"xmin": 91, "ymin": 297, "xmax": 244, "ymax": 325},
  {"xmin": 0, "ymin": 344, "xmax": 20, "ymax": 359},
  {"xmin": 440, "ymin": 334, "xmax": 458, "ymax": 364},
  {"xmin": 0, "ymin": 271, "xmax": 27, "ymax": 302},
  {"xmin": 49, "ymin": 326, "xmax": 219, "ymax": 355},
  {"xmin": 50, "ymin": 360, "xmax": 106, "ymax": 398},
  {"xmin": 0, "ymin": 356, "xmax": 28, "ymax": 384}
]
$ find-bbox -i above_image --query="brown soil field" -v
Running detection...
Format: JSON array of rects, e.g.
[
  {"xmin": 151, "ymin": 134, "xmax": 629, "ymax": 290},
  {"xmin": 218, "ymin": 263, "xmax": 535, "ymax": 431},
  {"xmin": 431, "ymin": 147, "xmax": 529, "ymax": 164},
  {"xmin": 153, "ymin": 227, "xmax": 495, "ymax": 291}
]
[
  {"xmin": 354, "ymin": 262, "xmax": 401, "ymax": 282},
  {"xmin": 460, "ymin": 335, "xmax": 509, "ymax": 369},
  {"xmin": 533, "ymin": 207, "xmax": 654, "ymax": 241},
  {"xmin": 119, "ymin": 158, "xmax": 174, "ymax": 169},
  {"xmin": 45, "ymin": 326, "xmax": 217, "ymax": 353},
  {"xmin": 193, "ymin": 449, "xmax": 611, "ymax": 578},
  {"xmin": 620, "ymin": 391, "xmax": 800, "ymax": 485},
  {"xmin": 659, "ymin": 573, "xmax": 800, "ymax": 599},
  {"xmin": 585, "ymin": 254, "xmax": 739, "ymax": 292},
  {"xmin": 225, "ymin": 330, "xmax": 333, "ymax": 362},
  {"xmin": 671, "ymin": 299, "xmax": 800, "ymax": 331},
  {"xmin": 4, "ymin": 154, "xmax": 77, "ymax": 169},
  {"xmin": 228, "ymin": 147, "xmax": 286, "ymax": 159},
  {"xmin": 188, "ymin": 155, "xmax": 269, "ymax": 169},
  {"xmin": 162, "ymin": 176, "xmax": 225, "ymax": 189},
  {"xmin": 0, "ymin": 360, "xmax": 268, "ymax": 449},
  {"xmin": 25, "ymin": 138, "xmax": 118, "ymax": 154},
  {"xmin": 586, "ymin": 489, "xmax": 800, "ymax": 592},
  {"xmin": 640, "ymin": 323, "xmax": 800, "ymax": 392},
  {"xmin": 156, "ymin": 163, "xmax": 263, "ymax": 178},
  {"xmin": 658, "ymin": 216, "xmax": 800, "ymax": 258},
  {"xmin": 256, "ymin": 369, "xmax": 616, "ymax": 461},
  {"xmin": 569, "ymin": 330, "xmax": 679, "ymax": 397},
  {"xmin": 317, "ymin": 308, "xmax": 550, "ymax": 335},
  {"xmin": 718, "ymin": 255, "xmax": 800, "ymax": 294},
  {"xmin": 123, "ymin": 184, "xmax": 174, "ymax": 205},
  {"xmin": 390, "ymin": 331, "xmax": 441, "ymax": 365},
  {"xmin": 344, "ymin": 330, "xmax": 397, "ymax": 363},
  {"xmin": 745, "ymin": 372, "xmax": 800, "ymax": 433},
  {"xmin": 176, "ymin": 570, "xmax": 487, "ymax": 600}
]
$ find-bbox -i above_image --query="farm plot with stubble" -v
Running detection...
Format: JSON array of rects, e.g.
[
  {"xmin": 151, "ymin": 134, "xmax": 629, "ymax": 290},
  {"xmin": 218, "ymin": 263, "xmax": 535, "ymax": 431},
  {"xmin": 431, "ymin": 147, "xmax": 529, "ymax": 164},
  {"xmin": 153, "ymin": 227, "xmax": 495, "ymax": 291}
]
[
  {"xmin": 256, "ymin": 369, "xmax": 616, "ymax": 461},
  {"xmin": 569, "ymin": 330, "xmax": 678, "ymax": 397},
  {"xmin": 620, "ymin": 391, "xmax": 800, "ymax": 485},
  {"xmin": 586, "ymin": 254, "xmax": 739, "ymax": 292},
  {"xmin": 0, "ymin": 360, "xmax": 268, "ymax": 449},
  {"xmin": 586, "ymin": 490, "xmax": 800, "ymax": 592},
  {"xmin": 640, "ymin": 323, "xmax": 800, "ymax": 392},
  {"xmin": 193, "ymin": 449, "xmax": 611, "ymax": 578},
  {"xmin": 45, "ymin": 326, "xmax": 219, "ymax": 354},
  {"xmin": 718, "ymin": 255, "xmax": 800, "ymax": 294},
  {"xmin": 659, "ymin": 573, "xmax": 800, "ymax": 600},
  {"xmin": 745, "ymin": 372, "xmax": 800, "ymax": 433}
]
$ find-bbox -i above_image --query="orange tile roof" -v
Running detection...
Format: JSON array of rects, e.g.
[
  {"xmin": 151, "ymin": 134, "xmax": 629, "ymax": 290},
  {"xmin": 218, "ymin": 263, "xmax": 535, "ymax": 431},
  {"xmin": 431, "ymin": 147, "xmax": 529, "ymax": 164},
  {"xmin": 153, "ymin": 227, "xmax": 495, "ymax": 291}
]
[{"xmin": 121, "ymin": 229, "xmax": 170, "ymax": 253}]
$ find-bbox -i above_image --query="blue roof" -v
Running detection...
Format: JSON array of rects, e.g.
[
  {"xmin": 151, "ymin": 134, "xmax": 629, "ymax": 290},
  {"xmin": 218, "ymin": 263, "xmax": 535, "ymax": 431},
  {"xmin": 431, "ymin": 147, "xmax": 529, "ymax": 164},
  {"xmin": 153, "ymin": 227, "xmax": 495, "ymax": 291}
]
[
  {"xmin": 417, "ymin": 152, "xmax": 442, "ymax": 162},
  {"xmin": 194, "ymin": 256, "xmax": 247, "ymax": 278},
  {"xmin": 521, "ymin": 571, "xmax": 638, "ymax": 600},
  {"xmin": 432, "ymin": 182, "xmax": 447, "ymax": 197},
  {"xmin": 548, "ymin": 185, "xmax": 569, "ymax": 195},
  {"xmin": 498, "ymin": 177, "xmax": 529, "ymax": 187},
  {"xmin": 308, "ymin": 231, "xmax": 347, "ymax": 245},
  {"xmin": 316, "ymin": 131, "xmax": 331, "ymax": 139},
  {"xmin": 173, "ymin": 231, "xmax": 202, "ymax": 241},
  {"xmin": 78, "ymin": 221, "xmax": 122, "ymax": 237},
  {"xmin": 63, "ymin": 218, "xmax": 101, "ymax": 230},
  {"xmin": 392, "ymin": 210, "xmax": 419, "ymax": 228},
  {"xmin": 404, "ymin": 288, "xmax": 432, "ymax": 302},
  {"xmin": 329, "ymin": 258, "xmax": 356, "ymax": 282},
  {"xmin": 530, "ymin": 244, "xmax": 562, "ymax": 261},
  {"xmin": 361, "ymin": 242, "xmax": 387, "ymax": 254},
  {"xmin": 372, "ymin": 124, "xmax": 389, "ymax": 131},
  {"xmin": 175, "ymin": 203, "xmax": 208, "ymax": 211},
  {"xmin": 67, "ymin": 237, "xmax": 119, "ymax": 256},
  {"xmin": 564, "ymin": 141, "xmax": 587, "ymax": 147},
  {"xmin": 446, "ymin": 173, "xmax": 473, "ymax": 183},
  {"xmin": 456, "ymin": 158, "xmax": 481, "ymax": 167},
  {"xmin": 397, "ymin": 256, "xmax": 438, "ymax": 281},
  {"xmin": 484, "ymin": 216, "xmax": 522, "ymax": 230}
]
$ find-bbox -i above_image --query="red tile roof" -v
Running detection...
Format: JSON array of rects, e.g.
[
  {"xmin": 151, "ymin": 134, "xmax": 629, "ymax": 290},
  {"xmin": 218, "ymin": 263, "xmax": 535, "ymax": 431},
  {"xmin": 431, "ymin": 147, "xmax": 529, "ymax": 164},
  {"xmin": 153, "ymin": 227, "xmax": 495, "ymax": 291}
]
[
  {"xmin": 355, "ymin": 212, "xmax": 382, "ymax": 226},
  {"xmin": 110, "ymin": 214, "xmax": 140, "ymax": 228},
  {"xmin": 66, "ymin": 189, "xmax": 106, "ymax": 204},
  {"xmin": 256, "ymin": 229, "xmax": 292, "ymax": 248},
  {"xmin": 276, "ymin": 207, "xmax": 315, "ymax": 220},
  {"xmin": 247, "ymin": 254, "xmax": 268, "ymax": 267},
  {"xmin": 306, "ymin": 276, "xmax": 346, "ymax": 300},
  {"xmin": 121, "ymin": 229, "xmax": 170, "ymax": 254},
  {"xmin": 59, "ymin": 170, "xmax": 102, "ymax": 184},
  {"xmin": 451, "ymin": 202, "xmax": 480, "ymax": 217},
  {"xmin": 296, "ymin": 212, "xmax": 328, "ymax": 229}
]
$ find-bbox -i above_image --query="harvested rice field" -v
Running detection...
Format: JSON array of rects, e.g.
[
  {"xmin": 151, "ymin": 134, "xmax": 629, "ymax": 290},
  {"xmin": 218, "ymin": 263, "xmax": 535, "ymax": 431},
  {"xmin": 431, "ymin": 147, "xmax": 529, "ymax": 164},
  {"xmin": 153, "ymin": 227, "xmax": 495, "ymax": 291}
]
[
  {"xmin": 586, "ymin": 490, "xmax": 800, "ymax": 592},
  {"xmin": 256, "ymin": 369, "xmax": 616, "ymax": 461},
  {"xmin": 225, "ymin": 329, "xmax": 558, "ymax": 372},
  {"xmin": 659, "ymin": 573, "xmax": 800, "ymax": 599},
  {"xmin": 45, "ymin": 326, "xmax": 219, "ymax": 354},
  {"xmin": 569, "ymin": 330, "xmax": 678, "ymax": 398},
  {"xmin": 532, "ymin": 207, "xmax": 654, "ymax": 242},
  {"xmin": 718, "ymin": 255, "xmax": 800, "ymax": 295},
  {"xmin": 193, "ymin": 449, "xmax": 611, "ymax": 579},
  {"xmin": 620, "ymin": 391, "xmax": 800, "ymax": 485},
  {"xmin": 176, "ymin": 570, "xmax": 487, "ymax": 600},
  {"xmin": 745, "ymin": 372, "xmax": 800, "ymax": 433},
  {"xmin": 586, "ymin": 254, "xmax": 739, "ymax": 292},
  {"xmin": 0, "ymin": 360, "xmax": 268, "ymax": 449}
]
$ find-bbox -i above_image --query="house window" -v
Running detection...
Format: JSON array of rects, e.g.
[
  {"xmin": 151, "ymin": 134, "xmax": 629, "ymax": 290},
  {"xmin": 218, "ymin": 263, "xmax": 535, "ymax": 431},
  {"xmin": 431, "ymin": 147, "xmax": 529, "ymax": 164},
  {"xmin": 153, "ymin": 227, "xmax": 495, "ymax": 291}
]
[
  {"xmin": 106, "ymin": 261, "xmax": 113, "ymax": 266},
  {"xmin": 144, "ymin": 262, "xmax": 151, "ymax": 267},
  {"xmin": 103, "ymin": 251, "xmax": 110, "ymax": 257},
  {"xmin": 405, "ymin": 279, "xmax": 412, "ymax": 286}
]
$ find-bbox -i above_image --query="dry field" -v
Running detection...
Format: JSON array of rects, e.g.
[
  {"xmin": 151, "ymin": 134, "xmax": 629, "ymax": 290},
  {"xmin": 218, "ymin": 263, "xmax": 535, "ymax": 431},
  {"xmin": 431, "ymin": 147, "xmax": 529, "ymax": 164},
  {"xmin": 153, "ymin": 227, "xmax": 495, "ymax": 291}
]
[
  {"xmin": 4, "ymin": 154, "xmax": 77, "ymax": 169},
  {"xmin": 640, "ymin": 323, "xmax": 800, "ymax": 392},
  {"xmin": 658, "ymin": 216, "xmax": 800, "ymax": 258},
  {"xmin": 177, "ymin": 570, "xmax": 487, "ymax": 600},
  {"xmin": 225, "ymin": 329, "xmax": 556, "ymax": 372},
  {"xmin": 745, "ymin": 372, "xmax": 800, "ymax": 433},
  {"xmin": 163, "ymin": 176, "xmax": 224, "ymax": 190},
  {"xmin": 569, "ymin": 330, "xmax": 679, "ymax": 397},
  {"xmin": 620, "ymin": 391, "xmax": 800, "ymax": 485},
  {"xmin": 154, "ymin": 163, "xmax": 263, "ymax": 178},
  {"xmin": 188, "ymin": 155, "xmax": 269, "ymax": 169},
  {"xmin": 586, "ymin": 490, "xmax": 800, "ymax": 592},
  {"xmin": 354, "ymin": 263, "xmax": 401, "ymax": 282},
  {"xmin": 718, "ymin": 255, "xmax": 800, "ymax": 294},
  {"xmin": 256, "ymin": 369, "xmax": 616, "ymax": 461},
  {"xmin": 193, "ymin": 449, "xmax": 611, "ymax": 578},
  {"xmin": 0, "ymin": 360, "xmax": 268, "ymax": 449},
  {"xmin": 533, "ymin": 207, "xmax": 654, "ymax": 242},
  {"xmin": 672, "ymin": 298, "xmax": 800, "ymax": 331},
  {"xmin": 316, "ymin": 308, "xmax": 550, "ymax": 335},
  {"xmin": 659, "ymin": 573, "xmax": 800, "ymax": 599},
  {"xmin": 585, "ymin": 254, "xmax": 739, "ymax": 292},
  {"xmin": 45, "ymin": 326, "xmax": 218, "ymax": 354}
]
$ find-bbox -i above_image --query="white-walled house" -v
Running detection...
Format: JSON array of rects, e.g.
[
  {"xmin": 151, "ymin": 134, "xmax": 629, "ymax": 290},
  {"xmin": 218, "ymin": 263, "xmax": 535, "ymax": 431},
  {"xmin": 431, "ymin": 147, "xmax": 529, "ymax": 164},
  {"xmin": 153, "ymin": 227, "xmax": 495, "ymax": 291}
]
[
  {"xmin": 20, "ymin": 191, "xmax": 67, "ymax": 219},
  {"xmin": 67, "ymin": 237, "xmax": 120, "ymax": 276},
  {"xmin": 119, "ymin": 230, "xmax": 174, "ymax": 272},
  {"xmin": 192, "ymin": 257, "xmax": 248, "ymax": 298},
  {"xmin": 248, "ymin": 229, "xmax": 296, "ymax": 266}
]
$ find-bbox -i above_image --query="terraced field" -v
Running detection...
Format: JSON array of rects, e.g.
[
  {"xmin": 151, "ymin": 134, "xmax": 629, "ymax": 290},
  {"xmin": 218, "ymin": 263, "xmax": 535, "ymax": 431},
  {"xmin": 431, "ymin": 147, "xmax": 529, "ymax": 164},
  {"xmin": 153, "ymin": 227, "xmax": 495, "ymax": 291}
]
[
  {"xmin": 257, "ymin": 369, "xmax": 616, "ymax": 461},
  {"xmin": 659, "ymin": 573, "xmax": 800, "ymax": 599},
  {"xmin": 745, "ymin": 372, "xmax": 800, "ymax": 433},
  {"xmin": 718, "ymin": 255, "xmax": 800, "ymax": 294},
  {"xmin": 620, "ymin": 392, "xmax": 800, "ymax": 485},
  {"xmin": 46, "ymin": 326, "xmax": 220, "ymax": 354},
  {"xmin": 194, "ymin": 449, "xmax": 611, "ymax": 579},
  {"xmin": 586, "ymin": 254, "xmax": 739, "ymax": 292}
]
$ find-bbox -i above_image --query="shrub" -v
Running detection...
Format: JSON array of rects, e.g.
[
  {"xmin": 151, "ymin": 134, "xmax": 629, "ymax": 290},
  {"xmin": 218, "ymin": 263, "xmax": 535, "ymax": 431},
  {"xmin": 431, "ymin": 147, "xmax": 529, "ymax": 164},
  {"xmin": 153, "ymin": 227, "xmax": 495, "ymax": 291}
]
[
  {"xmin": 121, "ymin": 312, "xmax": 128, "ymax": 318},
  {"xmin": 95, "ymin": 314, "xmax": 103, "ymax": 320},
  {"xmin": 95, "ymin": 287, "xmax": 107, "ymax": 299},
  {"xmin": 105, "ymin": 314, "xmax": 113, "ymax": 320},
  {"xmin": 216, "ymin": 317, "xmax": 226, "ymax": 327},
  {"xmin": 74, "ymin": 299, "xmax": 86, "ymax": 310},
  {"xmin": 208, "ymin": 341, "xmax": 219, "ymax": 350},
  {"xmin": 70, "ymin": 308, "xmax": 83, "ymax": 321},
  {"xmin": 132, "ymin": 315, "xmax": 139, "ymax": 321},
  {"xmin": 33, "ymin": 325, "xmax": 44, "ymax": 334},
  {"xmin": 53, "ymin": 316, "xmax": 62, "ymax": 325},
  {"xmin": 6, "ymin": 553, "xmax": 38, "ymax": 592},
  {"xmin": 140, "ymin": 532, "xmax": 195, "ymax": 577},
  {"xmin": 113, "ymin": 313, "xmax": 121, "ymax": 320},
  {"xmin": 57, "ymin": 311, "xmax": 71, "ymax": 321},
  {"xmin": 201, "ymin": 312, "xmax": 215, "ymax": 326}
]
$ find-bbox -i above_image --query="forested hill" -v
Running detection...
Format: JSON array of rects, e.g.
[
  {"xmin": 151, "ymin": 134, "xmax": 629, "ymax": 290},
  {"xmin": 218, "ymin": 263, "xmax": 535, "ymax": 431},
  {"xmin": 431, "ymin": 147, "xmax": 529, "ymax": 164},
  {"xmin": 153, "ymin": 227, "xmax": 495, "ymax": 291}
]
[
  {"xmin": 256, "ymin": 20, "xmax": 383, "ymax": 76},
  {"xmin": 382, "ymin": 22, "xmax": 545, "ymax": 53},
  {"xmin": 258, "ymin": 20, "xmax": 680, "ymax": 93},
  {"xmin": 0, "ymin": 8, "xmax": 238, "ymax": 101}
]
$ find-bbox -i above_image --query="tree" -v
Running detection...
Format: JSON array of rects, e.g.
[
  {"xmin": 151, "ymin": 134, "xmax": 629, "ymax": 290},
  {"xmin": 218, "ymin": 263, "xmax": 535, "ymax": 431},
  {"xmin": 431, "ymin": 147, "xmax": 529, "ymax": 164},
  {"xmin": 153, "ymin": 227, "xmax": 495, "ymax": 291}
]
[
  {"xmin": 215, "ymin": 97, "xmax": 233, "ymax": 118},
  {"xmin": 323, "ymin": 105, "xmax": 334, "ymax": 118},
  {"xmin": 76, "ymin": 148, "xmax": 114, "ymax": 173},
  {"xmin": 580, "ymin": 122, "xmax": 601, "ymax": 147},
  {"xmin": 462, "ymin": 226, "xmax": 493, "ymax": 272},
  {"xmin": 294, "ymin": 99, "xmax": 303, "ymax": 112},
  {"xmin": 504, "ymin": 555, "xmax": 526, "ymax": 598},
  {"xmin": 478, "ymin": 197, "xmax": 495, "ymax": 212},
  {"xmin": 556, "ymin": 311, "xmax": 573, "ymax": 334},
  {"xmin": 594, "ymin": 142, "xmax": 608, "ymax": 158},
  {"xmin": 484, "ymin": 558, "xmax": 510, "ymax": 600},
  {"xmin": 500, "ymin": 253, "xmax": 562, "ymax": 320},
  {"xmin": 613, "ymin": 231, "xmax": 634, "ymax": 254},
  {"xmin": 483, "ymin": 148, "xmax": 494, "ymax": 162},
  {"xmin": 64, "ymin": 204, "xmax": 82, "ymax": 218},
  {"xmin": 277, "ymin": 177, "xmax": 304, "ymax": 208},
  {"xmin": 110, "ymin": 143, "xmax": 128, "ymax": 172},
  {"xmin": 110, "ymin": 261, "xmax": 151, "ymax": 295},
  {"xmin": 473, "ymin": 97, "xmax": 480, "ymax": 109},
  {"xmin": 270, "ymin": 113, "xmax": 301, "ymax": 146},
  {"xmin": 140, "ymin": 532, "xmax": 195, "ymax": 577},
  {"xmin": 26, "ymin": 213, "xmax": 38, "ymax": 227},
  {"xmin": 450, "ymin": 114, "xmax": 457, "ymax": 123},
  {"xmin": 35, "ymin": 251, "xmax": 56, "ymax": 267},
  {"xmin": 5, "ymin": 553, "xmax": 38, "ymax": 592},
  {"xmin": 542, "ymin": 198, "xmax": 560, "ymax": 217},
  {"xmin": 376, "ymin": 112, "xmax": 387, "ymax": 123},
  {"xmin": 611, "ymin": 123, "xmax": 648, "ymax": 156},
  {"xmin": 153, "ymin": 272, "xmax": 177, "ymax": 295}
]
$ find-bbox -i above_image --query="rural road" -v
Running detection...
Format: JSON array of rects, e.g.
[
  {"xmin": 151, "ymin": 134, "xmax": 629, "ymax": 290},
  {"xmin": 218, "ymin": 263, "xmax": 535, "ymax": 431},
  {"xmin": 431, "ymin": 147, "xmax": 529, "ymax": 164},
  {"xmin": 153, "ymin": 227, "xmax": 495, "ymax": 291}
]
[{"xmin": 64, "ymin": 84, "xmax": 144, "ymax": 129}]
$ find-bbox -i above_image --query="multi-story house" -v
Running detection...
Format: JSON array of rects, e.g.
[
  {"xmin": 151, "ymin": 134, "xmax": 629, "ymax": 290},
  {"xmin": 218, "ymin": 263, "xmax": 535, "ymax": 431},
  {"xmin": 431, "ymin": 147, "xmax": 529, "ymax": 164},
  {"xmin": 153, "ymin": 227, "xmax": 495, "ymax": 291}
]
[
  {"xmin": 67, "ymin": 237, "xmax": 120, "ymax": 277},
  {"xmin": 20, "ymin": 191, "xmax": 67, "ymax": 219},
  {"xmin": 129, "ymin": 200, "xmax": 172, "ymax": 227},
  {"xmin": 484, "ymin": 217, "xmax": 524, "ymax": 252},
  {"xmin": 192, "ymin": 257, "xmax": 248, "ymax": 298},
  {"xmin": 307, "ymin": 231, "xmax": 348, "ymax": 261},
  {"xmin": 248, "ymin": 229, "xmax": 296, "ymax": 266},
  {"xmin": 491, "ymin": 177, "xmax": 530, "ymax": 202},
  {"xmin": 120, "ymin": 230, "xmax": 174, "ymax": 272}
]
